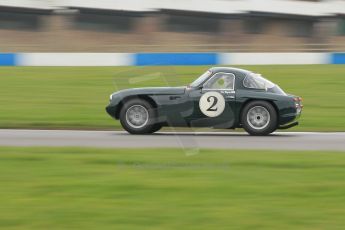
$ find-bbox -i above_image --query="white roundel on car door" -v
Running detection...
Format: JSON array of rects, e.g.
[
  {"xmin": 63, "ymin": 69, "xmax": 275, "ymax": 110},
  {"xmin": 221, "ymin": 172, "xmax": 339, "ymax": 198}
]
[{"xmin": 199, "ymin": 91, "xmax": 225, "ymax": 117}]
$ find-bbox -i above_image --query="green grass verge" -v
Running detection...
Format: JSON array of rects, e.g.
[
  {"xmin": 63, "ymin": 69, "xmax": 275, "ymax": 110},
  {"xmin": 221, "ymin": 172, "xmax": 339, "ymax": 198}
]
[
  {"xmin": 1, "ymin": 147, "xmax": 345, "ymax": 229},
  {"xmin": 0, "ymin": 65, "xmax": 344, "ymax": 131}
]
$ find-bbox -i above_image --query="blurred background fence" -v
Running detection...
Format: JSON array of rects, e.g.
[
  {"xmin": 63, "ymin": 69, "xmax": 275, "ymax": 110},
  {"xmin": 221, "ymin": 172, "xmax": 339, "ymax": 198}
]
[{"xmin": 0, "ymin": 0, "xmax": 344, "ymax": 53}]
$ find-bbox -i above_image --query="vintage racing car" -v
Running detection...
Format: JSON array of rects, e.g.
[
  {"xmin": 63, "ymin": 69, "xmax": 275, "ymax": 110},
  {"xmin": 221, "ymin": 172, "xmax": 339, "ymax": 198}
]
[{"xmin": 106, "ymin": 67, "xmax": 302, "ymax": 135}]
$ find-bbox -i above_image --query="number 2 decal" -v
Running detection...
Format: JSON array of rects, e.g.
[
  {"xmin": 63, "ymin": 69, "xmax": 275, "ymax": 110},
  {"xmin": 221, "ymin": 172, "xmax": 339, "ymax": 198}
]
[
  {"xmin": 206, "ymin": 96, "xmax": 218, "ymax": 111},
  {"xmin": 199, "ymin": 92, "xmax": 225, "ymax": 117}
]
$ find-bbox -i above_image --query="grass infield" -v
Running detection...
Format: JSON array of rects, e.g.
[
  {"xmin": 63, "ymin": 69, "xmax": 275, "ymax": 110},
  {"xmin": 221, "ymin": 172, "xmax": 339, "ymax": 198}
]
[
  {"xmin": 0, "ymin": 147, "xmax": 345, "ymax": 229},
  {"xmin": 0, "ymin": 65, "xmax": 344, "ymax": 131}
]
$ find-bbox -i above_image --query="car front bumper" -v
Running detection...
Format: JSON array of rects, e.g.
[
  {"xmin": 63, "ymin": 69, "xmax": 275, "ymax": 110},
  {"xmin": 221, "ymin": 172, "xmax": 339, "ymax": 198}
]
[{"xmin": 106, "ymin": 104, "xmax": 118, "ymax": 119}]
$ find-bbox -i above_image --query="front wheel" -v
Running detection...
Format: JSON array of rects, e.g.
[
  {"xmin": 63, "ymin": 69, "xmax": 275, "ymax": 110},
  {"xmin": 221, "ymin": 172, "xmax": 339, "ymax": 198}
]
[
  {"xmin": 241, "ymin": 101, "xmax": 277, "ymax": 136},
  {"xmin": 119, "ymin": 99, "xmax": 159, "ymax": 134}
]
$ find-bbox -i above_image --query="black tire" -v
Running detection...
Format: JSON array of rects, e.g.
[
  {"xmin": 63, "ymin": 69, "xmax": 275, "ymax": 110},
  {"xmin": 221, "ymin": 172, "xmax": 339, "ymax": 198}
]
[
  {"xmin": 119, "ymin": 98, "xmax": 158, "ymax": 134},
  {"xmin": 241, "ymin": 100, "xmax": 277, "ymax": 136},
  {"xmin": 150, "ymin": 123, "xmax": 162, "ymax": 133}
]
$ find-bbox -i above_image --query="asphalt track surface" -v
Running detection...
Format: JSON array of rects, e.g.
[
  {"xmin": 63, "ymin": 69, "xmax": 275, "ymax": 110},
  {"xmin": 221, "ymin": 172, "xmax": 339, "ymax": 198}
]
[{"xmin": 0, "ymin": 129, "xmax": 344, "ymax": 151}]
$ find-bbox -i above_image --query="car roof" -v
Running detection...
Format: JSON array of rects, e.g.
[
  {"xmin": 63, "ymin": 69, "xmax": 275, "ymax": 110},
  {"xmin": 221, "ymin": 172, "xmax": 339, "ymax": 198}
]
[{"xmin": 209, "ymin": 67, "xmax": 251, "ymax": 75}]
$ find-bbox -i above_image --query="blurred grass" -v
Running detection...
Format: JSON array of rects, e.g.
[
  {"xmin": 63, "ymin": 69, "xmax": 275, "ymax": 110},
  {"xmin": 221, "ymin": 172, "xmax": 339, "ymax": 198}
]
[
  {"xmin": 0, "ymin": 65, "xmax": 344, "ymax": 131},
  {"xmin": 1, "ymin": 147, "xmax": 345, "ymax": 229}
]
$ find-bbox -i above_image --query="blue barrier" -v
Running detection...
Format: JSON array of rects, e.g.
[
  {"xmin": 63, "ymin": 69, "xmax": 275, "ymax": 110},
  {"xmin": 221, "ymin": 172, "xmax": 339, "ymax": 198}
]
[
  {"xmin": 331, "ymin": 53, "xmax": 345, "ymax": 64},
  {"xmin": 0, "ymin": 53, "xmax": 16, "ymax": 66},
  {"xmin": 135, "ymin": 53, "xmax": 218, "ymax": 66},
  {"xmin": 0, "ymin": 53, "xmax": 342, "ymax": 66}
]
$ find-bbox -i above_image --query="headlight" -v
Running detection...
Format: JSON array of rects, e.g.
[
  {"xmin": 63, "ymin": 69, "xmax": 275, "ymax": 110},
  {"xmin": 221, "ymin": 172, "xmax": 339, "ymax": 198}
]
[{"xmin": 109, "ymin": 94, "xmax": 113, "ymax": 101}]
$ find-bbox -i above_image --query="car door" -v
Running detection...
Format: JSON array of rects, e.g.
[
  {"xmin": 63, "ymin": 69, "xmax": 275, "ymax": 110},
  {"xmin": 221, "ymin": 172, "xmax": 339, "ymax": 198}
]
[{"xmin": 187, "ymin": 72, "xmax": 237, "ymax": 128}]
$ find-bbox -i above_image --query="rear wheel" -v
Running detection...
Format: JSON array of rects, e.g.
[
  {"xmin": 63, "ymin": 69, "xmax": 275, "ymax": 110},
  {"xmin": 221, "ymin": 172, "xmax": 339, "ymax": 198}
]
[
  {"xmin": 241, "ymin": 101, "xmax": 277, "ymax": 136},
  {"xmin": 119, "ymin": 99, "xmax": 159, "ymax": 134}
]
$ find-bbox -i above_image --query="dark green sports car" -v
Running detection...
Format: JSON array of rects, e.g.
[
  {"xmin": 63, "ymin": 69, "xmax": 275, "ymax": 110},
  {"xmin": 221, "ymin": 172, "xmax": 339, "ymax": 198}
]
[{"xmin": 106, "ymin": 67, "xmax": 302, "ymax": 135}]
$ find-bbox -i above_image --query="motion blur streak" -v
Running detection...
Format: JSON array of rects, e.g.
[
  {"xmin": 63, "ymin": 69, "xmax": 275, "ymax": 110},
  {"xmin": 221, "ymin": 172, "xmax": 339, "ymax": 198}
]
[
  {"xmin": 0, "ymin": 0, "xmax": 344, "ymax": 52},
  {"xmin": 0, "ymin": 129, "xmax": 345, "ymax": 151}
]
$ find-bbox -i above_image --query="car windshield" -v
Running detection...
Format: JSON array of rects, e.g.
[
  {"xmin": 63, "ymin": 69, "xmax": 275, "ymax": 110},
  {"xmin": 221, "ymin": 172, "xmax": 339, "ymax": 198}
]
[
  {"xmin": 243, "ymin": 73, "xmax": 275, "ymax": 90},
  {"xmin": 190, "ymin": 70, "xmax": 212, "ymax": 88}
]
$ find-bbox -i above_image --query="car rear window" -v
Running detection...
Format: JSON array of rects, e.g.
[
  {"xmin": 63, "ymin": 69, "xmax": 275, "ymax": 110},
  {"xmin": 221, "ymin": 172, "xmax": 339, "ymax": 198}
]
[{"xmin": 243, "ymin": 73, "xmax": 275, "ymax": 90}]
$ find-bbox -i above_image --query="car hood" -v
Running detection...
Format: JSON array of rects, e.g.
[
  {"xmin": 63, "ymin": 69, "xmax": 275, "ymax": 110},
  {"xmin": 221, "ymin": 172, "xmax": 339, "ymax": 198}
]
[{"xmin": 112, "ymin": 87, "xmax": 186, "ymax": 98}]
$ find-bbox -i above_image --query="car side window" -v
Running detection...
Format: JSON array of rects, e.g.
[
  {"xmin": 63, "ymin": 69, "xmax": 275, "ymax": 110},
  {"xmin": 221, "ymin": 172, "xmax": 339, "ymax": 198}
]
[
  {"xmin": 243, "ymin": 73, "xmax": 275, "ymax": 90},
  {"xmin": 203, "ymin": 73, "xmax": 235, "ymax": 90}
]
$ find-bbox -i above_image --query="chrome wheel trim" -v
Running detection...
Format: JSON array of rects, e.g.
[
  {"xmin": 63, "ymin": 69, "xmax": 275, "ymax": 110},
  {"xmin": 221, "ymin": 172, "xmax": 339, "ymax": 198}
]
[
  {"xmin": 246, "ymin": 106, "xmax": 271, "ymax": 130},
  {"xmin": 125, "ymin": 105, "xmax": 149, "ymax": 129}
]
